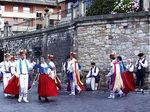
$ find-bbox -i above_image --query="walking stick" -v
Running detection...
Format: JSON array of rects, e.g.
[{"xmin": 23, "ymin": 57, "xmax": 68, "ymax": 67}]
[{"xmin": 32, "ymin": 73, "xmax": 39, "ymax": 86}]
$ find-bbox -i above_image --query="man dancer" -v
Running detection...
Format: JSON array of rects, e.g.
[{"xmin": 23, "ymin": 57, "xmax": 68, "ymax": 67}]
[
  {"xmin": 4, "ymin": 55, "xmax": 19, "ymax": 97},
  {"xmin": 0, "ymin": 53, "xmax": 11, "ymax": 97},
  {"xmin": 68, "ymin": 52, "xmax": 85, "ymax": 95},
  {"xmin": 16, "ymin": 49, "xmax": 34, "ymax": 103},
  {"xmin": 135, "ymin": 53, "xmax": 148, "ymax": 92},
  {"xmin": 63, "ymin": 55, "xmax": 71, "ymax": 91},
  {"xmin": 106, "ymin": 54, "xmax": 124, "ymax": 99}
]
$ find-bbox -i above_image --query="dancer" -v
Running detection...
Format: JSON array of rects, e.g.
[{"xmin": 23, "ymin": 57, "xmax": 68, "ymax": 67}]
[
  {"xmin": 67, "ymin": 52, "xmax": 85, "ymax": 95},
  {"xmin": 122, "ymin": 59, "xmax": 136, "ymax": 94},
  {"xmin": 0, "ymin": 53, "xmax": 12, "ymax": 97},
  {"xmin": 106, "ymin": 54, "xmax": 124, "ymax": 99},
  {"xmin": 16, "ymin": 49, "xmax": 34, "ymax": 103},
  {"xmin": 47, "ymin": 54, "xmax": 61, "ymax": 90},
  {"xmin": 4, "ymin": 55, "xmax": 19, "ymax": 97},
  {"xmin": 35, "ymin": 56, "xmax": 58, "ymax": 102}
]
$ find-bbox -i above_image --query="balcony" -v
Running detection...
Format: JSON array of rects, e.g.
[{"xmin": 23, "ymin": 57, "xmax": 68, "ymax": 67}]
[
  {"xmin": 49, "ymin": 13, "xmax": 61, "ymax": 20},
  {"xmin": 2, "ymin": 12, "xmax": 36, "ymax": 18},
  {"xmin": 11, "ymin": 25, "xmax": 36, "ymax": 32}
]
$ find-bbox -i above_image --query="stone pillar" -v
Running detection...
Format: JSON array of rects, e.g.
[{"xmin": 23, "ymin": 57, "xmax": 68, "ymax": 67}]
[
  {"xmin": 143, "ymin": 0, "xmax": 150, "ymax": 11},
  {"xmin": 4, "ymin": 21, "xmax": 9, "ymax": 37},
  {"xmin": 44, "ymin": 7, "xmax": 49, "ymax": 28},
  {"xmin": 80, "ymin": 0, "xmax": 85, "ymax": 16},
  {"xmin": 71, "ymin": 4, "xmax": 74, "ymax": 21},
  {"xmin": 42, "ymin": 33, "xmax": 48, "ymax": 58}
]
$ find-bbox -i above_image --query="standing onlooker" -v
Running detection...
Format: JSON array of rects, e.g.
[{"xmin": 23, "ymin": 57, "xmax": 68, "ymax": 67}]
[{"xmin": 135, "ymin": 53, "xmax": 148, "ymax": 92}]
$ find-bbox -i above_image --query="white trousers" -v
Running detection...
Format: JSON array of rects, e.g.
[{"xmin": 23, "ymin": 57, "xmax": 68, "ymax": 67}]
[
  {"xmin": 3, "ymin": 73, "xmax": 12, "ymax": 89},
  {"xmin": 19, "ymin": 74, "xmax": 29, "ymax": 99},
  {"xmin": 70, "ymin": 80, "xmax": 81, "ymax": 94}
]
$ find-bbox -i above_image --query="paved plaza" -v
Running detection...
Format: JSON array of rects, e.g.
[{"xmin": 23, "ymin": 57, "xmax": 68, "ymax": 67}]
[{"xmin": 0, "ymin": 83, "xmax": 150, "ymax": 112}]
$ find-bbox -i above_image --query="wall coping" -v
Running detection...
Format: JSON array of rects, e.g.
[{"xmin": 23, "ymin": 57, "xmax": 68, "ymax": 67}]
[
  {"xmin": 75, "ymin": 11, "xmax": 150, "ymax": 22},
  {"xmin": 0, "ymin": 11, "xmax": 149, "ymax": 41}
]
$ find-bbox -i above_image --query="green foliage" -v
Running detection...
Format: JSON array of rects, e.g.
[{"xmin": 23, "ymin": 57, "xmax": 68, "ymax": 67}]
[
  {"xmin": 86, "ymin": 0, "xmax": 116, "ymax": 16},
  {"xmin": 86, "ymin": 0, "xmax": 135, "ymax": 16},
  {"xmin": 113, "ymin": 0, "xmax": 133, "ymax": 13}
]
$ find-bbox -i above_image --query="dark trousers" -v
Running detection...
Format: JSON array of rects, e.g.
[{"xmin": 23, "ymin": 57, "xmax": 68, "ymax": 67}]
[{"xmin": 136, "ymin": 69, "xmax": 145, "ymax": 88}]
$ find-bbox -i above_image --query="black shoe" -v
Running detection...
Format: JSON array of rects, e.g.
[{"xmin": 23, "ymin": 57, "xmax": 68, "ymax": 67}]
[
  {"xmin": 38, "ymin": 96, "xmax": 41, "ymax": 101},
  {"xmin": 45, "ymin": 97, "xmax": 49, "ymax": 102},
  {"xmin": 15, "ymin": 94, "xmax": 19, "ymax": 98}
]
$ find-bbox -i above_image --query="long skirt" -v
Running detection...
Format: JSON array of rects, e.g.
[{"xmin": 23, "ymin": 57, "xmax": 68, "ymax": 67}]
[
  {"xmin": 122, "ymin": 71, "xmax": 136, "ymax": 94},
  {"xmin": 4, "ymin": 75, "xmax": 19, "ymax": 95},
  {"xmin": 38, "ymin": 74, "xmax": 58, "ymax": 97}
]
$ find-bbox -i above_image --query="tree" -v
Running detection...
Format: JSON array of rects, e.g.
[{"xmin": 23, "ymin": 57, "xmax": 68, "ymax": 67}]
[
  {"xmin": 86, "ymin": 0, "xmax": 116, "ymax": 16},
  {"xmin": 112, "ymin": 0, "xmax": 133, "ymax": 13}
]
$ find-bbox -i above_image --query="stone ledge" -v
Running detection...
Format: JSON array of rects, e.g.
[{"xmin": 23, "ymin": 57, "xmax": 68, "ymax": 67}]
[
  {"xmin": 75, "ymin": 11, "xmax": 150, "ymax": 22},
  {"xmin": 0, "ymin": 23, "xmax": 74, "ymax": 41},
  {"xmin": 1, "ymin": 11, "xmax": 149, "ymax": 41}
]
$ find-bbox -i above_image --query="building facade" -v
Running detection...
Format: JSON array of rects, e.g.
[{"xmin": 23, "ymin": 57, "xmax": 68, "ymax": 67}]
[{"xmin": 0, "ymin": 0, "xmax": 61, "ymax": 37}]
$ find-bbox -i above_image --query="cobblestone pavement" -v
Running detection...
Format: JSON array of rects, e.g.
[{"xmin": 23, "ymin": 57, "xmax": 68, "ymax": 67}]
[{"xmin": 0, "ymin": 83, "xmax": 150, "ymax": 112}]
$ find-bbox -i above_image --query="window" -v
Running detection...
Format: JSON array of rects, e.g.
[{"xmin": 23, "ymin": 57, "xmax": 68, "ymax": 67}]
[
  {"xmin": 13, "ymin": 18, "xmax": 18, "ymax": 22},
  {"xmin": 23, "ymin": 7, "xmax": 30, "ymax": 13},
  {"xmin": 0, "ymin": 5, "xmax": 5, "ymax": 12},
  {"xmin": 23, "ymin": 18, "xmax": 31, "ymax": 26},
  {"xmin": 13, "ymin": 6, "xmax": 18, "ymax": 13},
  {"xmin": 36, "ymin": 24, "xmax": 42, "ymax": 29},
  {"xmin": 36, "ymin": 12, "xmax": 42, "ymax": 18}
]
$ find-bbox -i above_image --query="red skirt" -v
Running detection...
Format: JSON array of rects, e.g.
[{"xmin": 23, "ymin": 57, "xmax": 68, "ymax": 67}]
[
  {"xmin": 38, "ymin": 74, "xmax": 58, "ymax": 97},
  {"xmin": 122, "ymin": 71, "xmax": 136, "ymax": 94},
  {"xmin": 4, "ymin": 75, "xmax": 19, "ymax": 95}
]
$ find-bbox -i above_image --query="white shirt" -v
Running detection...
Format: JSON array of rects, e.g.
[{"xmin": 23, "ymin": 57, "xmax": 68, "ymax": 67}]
[
  {"xmin": 126, "ymin": 63, "xmax": 134, "ymax": 72},
  {"xmin": 0, "ymin": 61, "xmax": 11, "ymax": 73},
  {"xmin": 87, "ymin": 66, "xmax": 99, "ymax": 78},
  {"xmin": 48, "ymin": 61, "xmax": 56, "ymax": 69},
  {"xmin": 41, "ymin": 62, "xmax": 51, "ymax": 74},
  {"xmin": 107, "ymin": 60, "xmax": 116, "ymax": 77},
  {"xmin": 68, "ymin": 58, "xmax": 78, "ymax": 73},
  {"xmin": 136, "ymin": 58, "xmax": 148, "ymax": 70},
  {"xmin": 16, "ymin": 59, "xmax": 33, "ymax": 75},
  {"xmin": 10, "ymin": 61, "xmax": 17, "ymax": 75}
]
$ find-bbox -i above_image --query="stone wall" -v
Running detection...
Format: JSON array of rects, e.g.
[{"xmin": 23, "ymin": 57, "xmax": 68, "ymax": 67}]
[
  {"xmin": 0, "ymin": 11, "xmax": 149, "ymax": 88},
  {"xmin": 75, "ymin": 12, "xmax": 150, "ymax": 88},
  {"xmin": 0, "ymin": 24, "xmax": 75, "ymax": 71}
]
